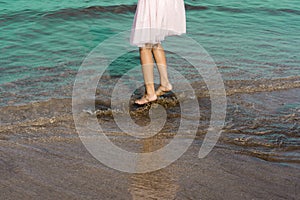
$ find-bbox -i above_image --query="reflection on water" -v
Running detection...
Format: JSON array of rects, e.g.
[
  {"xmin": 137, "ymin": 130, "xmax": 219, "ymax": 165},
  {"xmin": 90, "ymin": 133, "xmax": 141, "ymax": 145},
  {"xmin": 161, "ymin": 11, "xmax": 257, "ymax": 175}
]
[{"xmin": 129, "ymin": 136, "xmax": 179, "ymax": 199}]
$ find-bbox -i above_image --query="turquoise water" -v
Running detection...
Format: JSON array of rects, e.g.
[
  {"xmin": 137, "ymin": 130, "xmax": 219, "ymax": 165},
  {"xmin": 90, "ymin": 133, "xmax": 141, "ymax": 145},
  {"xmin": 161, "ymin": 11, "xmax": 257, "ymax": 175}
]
[{"xmin": 0, "ymin": 0, "xmax": 300, "ymax": 104}]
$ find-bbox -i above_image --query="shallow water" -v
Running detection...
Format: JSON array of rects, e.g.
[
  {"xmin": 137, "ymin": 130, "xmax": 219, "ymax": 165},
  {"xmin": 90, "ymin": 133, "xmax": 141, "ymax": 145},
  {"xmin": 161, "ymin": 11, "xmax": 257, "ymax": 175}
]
[{"xmin": 1, "ymin": 0, "xmax": 300, "ymax": 104}]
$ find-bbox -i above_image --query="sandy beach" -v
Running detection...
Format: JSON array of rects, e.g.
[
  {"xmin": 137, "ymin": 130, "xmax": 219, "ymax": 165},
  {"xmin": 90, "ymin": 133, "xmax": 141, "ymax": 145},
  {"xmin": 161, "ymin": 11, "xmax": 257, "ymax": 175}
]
[{"xmin": 1, "ymin": 89, "xmax": 299, "ymax": 199}]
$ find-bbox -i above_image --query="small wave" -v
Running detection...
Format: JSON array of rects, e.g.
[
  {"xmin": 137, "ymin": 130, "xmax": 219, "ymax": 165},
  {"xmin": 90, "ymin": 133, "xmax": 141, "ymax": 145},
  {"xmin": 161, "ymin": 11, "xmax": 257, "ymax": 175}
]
[
  {"xmin": 214, "ymin": 6, "xmax": 300, "ymax": 15},
  {"xmin": 240, "ymin": 150, "xmax": 300, "ymax": 164},
  {"xmin": 44, "ymin": 5, "xmax": 137, "ymax": 18},
  {"xmin": 224, "ymin": 76, "xmax": 300, "ymax": 96},
  {"xmin": 184, "ymin": 4, "xmax": 208, "ymax": 11},
  {"xmin": 2, "ymin": 3, "xmax": 299, "ymax": 22},
  {"xmin": 43, "ymin": 4, "xmax": 207, "ymax": 19},
  {"xmin": 277, "ymin": 8, "xmax": 300, "ymax": 15},
  {"xmin": 189, "ymin": 76, "xmax": 300, "ymax": 99},
  {"xmin": 43, "ymin": 4, "xmax": 300, "ymax": 19},
  {"xmin": 0, "ymin": 98, "xmax": 72, "ymax": 125}
]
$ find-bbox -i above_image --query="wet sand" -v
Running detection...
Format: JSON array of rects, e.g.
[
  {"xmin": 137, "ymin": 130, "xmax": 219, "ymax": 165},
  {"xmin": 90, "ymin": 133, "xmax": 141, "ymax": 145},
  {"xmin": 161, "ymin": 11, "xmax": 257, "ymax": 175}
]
[
  {"xmin": 1, "ymin": 136, "xmax": 299, "ymax": 199},
  {"xmin": 0, "ymin": 90, "xmax": 299, "ymax": 199}
]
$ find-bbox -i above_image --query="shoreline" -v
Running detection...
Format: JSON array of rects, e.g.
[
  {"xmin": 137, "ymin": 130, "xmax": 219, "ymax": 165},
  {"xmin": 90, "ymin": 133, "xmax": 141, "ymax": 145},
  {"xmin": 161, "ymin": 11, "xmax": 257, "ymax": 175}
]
[
  {"xmin": 1, "ymin": 74, "xmax": 300, "ymax": 107},
  {"xmin": 0, "ymin": 88, "xmax": 299, "ymax": 199}
]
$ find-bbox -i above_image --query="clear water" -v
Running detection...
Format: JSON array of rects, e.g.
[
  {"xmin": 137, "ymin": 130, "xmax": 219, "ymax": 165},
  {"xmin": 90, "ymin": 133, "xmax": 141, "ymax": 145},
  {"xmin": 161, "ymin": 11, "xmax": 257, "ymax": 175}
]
[{"xmin": 1, "ymin": 0, "xmax": 299, "ymax": 88}]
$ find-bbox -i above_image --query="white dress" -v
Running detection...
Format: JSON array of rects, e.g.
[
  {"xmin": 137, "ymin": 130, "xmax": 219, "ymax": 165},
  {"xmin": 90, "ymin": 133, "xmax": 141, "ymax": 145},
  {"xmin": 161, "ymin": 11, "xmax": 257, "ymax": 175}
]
[{"xmin": 130, "ymin": 0, "xmax": 186, "ymax": 47}]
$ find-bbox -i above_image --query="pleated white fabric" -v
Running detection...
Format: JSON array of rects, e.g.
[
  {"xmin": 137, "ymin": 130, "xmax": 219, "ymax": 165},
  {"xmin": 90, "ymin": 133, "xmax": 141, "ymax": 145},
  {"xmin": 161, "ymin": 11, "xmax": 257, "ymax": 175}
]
[{"xmin": 130, "ymin": 0, "xmax": 186, "ymax": 47}]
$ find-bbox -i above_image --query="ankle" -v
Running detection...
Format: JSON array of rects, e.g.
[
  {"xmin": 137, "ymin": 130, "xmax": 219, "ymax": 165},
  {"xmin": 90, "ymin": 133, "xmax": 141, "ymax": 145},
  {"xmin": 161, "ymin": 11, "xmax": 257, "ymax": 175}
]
[
  {"xmin": 160, "ymin": 83, "xmax": 172, "ymax": 91},
  {"xmin": 145, "ymin": 93, "xmax": 157, "ymax": 99}
]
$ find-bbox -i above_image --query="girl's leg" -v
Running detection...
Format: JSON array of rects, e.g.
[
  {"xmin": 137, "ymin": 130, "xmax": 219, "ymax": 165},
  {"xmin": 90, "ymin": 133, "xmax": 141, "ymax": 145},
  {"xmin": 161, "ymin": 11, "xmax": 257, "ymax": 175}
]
[
  {"xmin": 135, "ymin": 43, "xmax": 157, "ymax": 105},
  {"xmin": 152, "ymin": 44, "xmax": 172, "ymax": 96}
]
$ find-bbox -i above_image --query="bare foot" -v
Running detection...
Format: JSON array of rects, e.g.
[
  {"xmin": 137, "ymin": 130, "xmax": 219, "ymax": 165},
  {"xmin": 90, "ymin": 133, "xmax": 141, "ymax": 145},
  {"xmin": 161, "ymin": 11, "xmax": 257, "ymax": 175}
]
[
  {"xmin": 155, "ymin": 83, "xmax": 172, "ymax": 97},
  {"xmin": 134, "ymin": 94, "xmax": 157, "ymax": 105}
]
